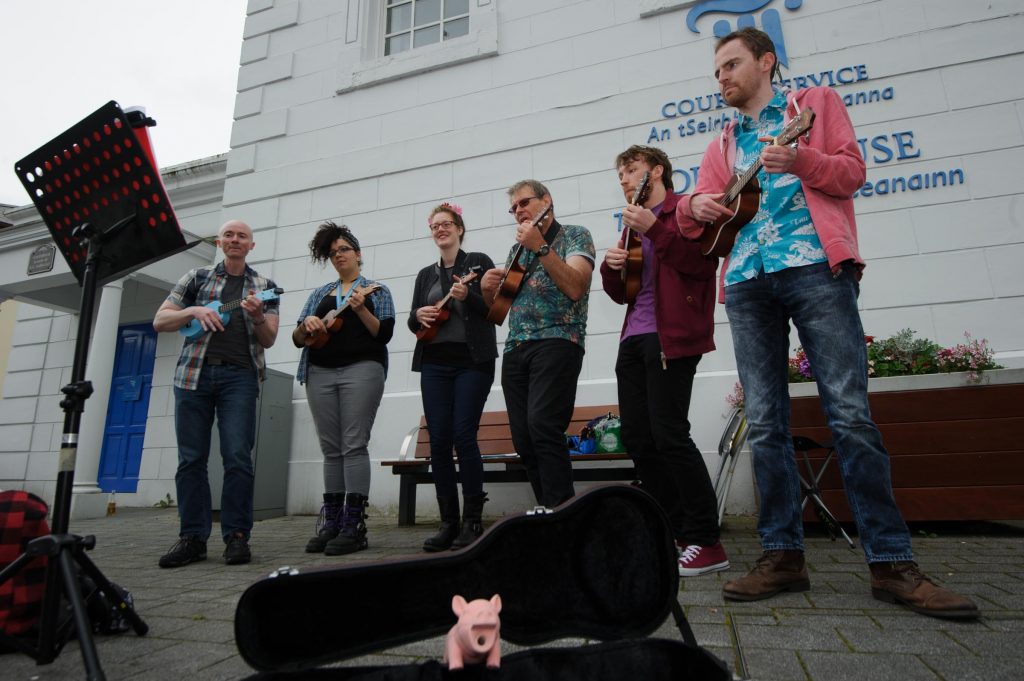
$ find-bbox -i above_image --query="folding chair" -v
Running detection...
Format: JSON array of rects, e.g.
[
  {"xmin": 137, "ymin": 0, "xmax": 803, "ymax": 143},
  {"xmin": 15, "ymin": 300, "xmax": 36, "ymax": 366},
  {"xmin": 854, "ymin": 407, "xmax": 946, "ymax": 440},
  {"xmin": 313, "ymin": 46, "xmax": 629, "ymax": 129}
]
[
  {"xmin": 712, "ymin": 407, "xmax": 750, "ymax": 526},
  {"xmin": 791, "ymin": 435, "xmax": 855, "ymax": 549}
]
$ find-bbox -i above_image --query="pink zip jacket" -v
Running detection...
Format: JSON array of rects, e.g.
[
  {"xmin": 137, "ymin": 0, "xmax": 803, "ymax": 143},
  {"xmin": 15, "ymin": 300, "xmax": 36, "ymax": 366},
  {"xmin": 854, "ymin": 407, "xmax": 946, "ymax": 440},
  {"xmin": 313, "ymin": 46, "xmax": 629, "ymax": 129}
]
[{"xmin": 675, "ymin": 86, "xmax": 867, "ymax": 302}]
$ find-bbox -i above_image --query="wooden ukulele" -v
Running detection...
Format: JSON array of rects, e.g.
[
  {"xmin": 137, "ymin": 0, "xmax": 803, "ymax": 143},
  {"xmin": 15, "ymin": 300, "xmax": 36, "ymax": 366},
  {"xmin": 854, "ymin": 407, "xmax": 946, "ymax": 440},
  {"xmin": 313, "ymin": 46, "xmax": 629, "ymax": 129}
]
[
  {"xmin": 302, "ymin": 283, "xmax": 381, "ymax": 350},
  {"xmin": 415, "ymin": 269, "xmax": 481, "ymax": 342},
  {"xmin": 620, "ymin": 171, "xmax": 652, "ymax": 304},
  {"xmin": 700, "ymin": 108, "xmax": 816, "ymax": 258},
  {"xmin": 486, "ymin": 204, "xmax": 553, "ymax": 326},
  {"xmin": 180, "ymin": 287, "xmax": 283, "ymax": 340}
]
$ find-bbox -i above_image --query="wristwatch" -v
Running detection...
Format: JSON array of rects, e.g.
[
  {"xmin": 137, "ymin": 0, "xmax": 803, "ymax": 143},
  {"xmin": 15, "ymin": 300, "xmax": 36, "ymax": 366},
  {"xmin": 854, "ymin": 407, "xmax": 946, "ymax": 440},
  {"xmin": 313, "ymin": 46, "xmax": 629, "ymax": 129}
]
[{"xmin": 535, "ymin": 244, "xmax": 551, "ymax": 257}]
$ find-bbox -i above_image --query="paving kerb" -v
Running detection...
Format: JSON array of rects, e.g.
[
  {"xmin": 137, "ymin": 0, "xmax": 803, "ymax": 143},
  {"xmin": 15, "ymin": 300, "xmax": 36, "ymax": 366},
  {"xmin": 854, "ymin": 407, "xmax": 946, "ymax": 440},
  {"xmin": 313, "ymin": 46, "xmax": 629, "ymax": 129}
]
[{"xmin": 2, "ymin": 508, "xmax": 1021, "ymax": 680}]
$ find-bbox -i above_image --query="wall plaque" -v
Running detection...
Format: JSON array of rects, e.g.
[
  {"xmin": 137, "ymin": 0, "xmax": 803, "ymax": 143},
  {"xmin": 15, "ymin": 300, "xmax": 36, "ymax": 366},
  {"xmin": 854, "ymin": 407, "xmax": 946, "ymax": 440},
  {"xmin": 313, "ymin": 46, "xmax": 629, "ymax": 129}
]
[{"xmin": 27, "ymin": 243, "xmax": 56, "ymax": 275}]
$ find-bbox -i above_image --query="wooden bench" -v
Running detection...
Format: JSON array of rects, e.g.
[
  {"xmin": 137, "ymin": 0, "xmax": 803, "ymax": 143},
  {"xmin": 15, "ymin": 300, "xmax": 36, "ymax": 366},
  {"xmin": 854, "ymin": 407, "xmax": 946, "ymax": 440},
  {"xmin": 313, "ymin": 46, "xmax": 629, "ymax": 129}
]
[{"xmin": 380, "ymin": 405, "xmax": 635, "ymax": 525}]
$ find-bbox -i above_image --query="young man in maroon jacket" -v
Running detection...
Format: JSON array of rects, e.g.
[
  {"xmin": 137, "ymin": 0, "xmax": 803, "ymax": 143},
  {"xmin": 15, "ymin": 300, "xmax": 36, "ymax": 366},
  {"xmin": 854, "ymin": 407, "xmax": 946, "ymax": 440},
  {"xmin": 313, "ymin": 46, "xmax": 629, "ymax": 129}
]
[{"xmin": 601, "ymin": 145, "xmax": 727, "ymax": 577}]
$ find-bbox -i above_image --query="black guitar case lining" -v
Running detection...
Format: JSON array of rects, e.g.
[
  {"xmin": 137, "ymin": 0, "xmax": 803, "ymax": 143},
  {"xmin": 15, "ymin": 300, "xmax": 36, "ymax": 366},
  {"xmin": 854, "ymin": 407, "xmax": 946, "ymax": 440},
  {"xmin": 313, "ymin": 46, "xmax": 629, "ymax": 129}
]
[{"xmin": 235, "ymin": 484, "xmax": 730, "ymax": 680}]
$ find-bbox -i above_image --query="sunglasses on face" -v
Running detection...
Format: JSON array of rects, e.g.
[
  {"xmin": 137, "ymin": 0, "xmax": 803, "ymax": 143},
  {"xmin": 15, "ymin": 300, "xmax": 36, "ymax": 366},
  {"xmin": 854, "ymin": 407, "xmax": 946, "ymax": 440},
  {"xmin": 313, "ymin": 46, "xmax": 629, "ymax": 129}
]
[
  {"xmin": 508, "ymin": 196, "xmax": 540, "ymax": 214},
  {"xmin": 329, "ymin": 246, "xmax": 355, "ymax": 258}
]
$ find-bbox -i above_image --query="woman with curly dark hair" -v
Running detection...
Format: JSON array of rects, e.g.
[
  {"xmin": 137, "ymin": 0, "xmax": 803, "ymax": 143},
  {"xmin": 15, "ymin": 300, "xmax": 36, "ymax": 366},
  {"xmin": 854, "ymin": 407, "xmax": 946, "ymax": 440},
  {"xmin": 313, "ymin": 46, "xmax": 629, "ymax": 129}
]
[
  {"xmin": 409, "ymin": 203, "xmax": 497, "ymax": 551},
  {"xmin": 292, "ymin": 221, "xmax": 395, "ymax": 555}
]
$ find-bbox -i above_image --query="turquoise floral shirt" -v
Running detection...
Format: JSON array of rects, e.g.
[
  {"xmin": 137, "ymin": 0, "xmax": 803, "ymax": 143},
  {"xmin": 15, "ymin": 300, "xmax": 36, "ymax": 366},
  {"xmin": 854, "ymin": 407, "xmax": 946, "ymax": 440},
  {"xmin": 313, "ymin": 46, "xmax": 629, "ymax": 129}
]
[
  {"xmin": 503, "ymin": 222, "xmax": 595, "ymax": 353},
  {"xmin": 725, "ymin": 90, "xmax": 826, "ymax": 285}
]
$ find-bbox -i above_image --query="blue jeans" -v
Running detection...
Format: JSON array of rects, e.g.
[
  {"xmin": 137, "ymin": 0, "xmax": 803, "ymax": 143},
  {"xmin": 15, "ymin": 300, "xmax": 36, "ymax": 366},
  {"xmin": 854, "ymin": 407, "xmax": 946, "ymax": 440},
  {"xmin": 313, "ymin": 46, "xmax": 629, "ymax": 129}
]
[
  {"xmin": 421, "ymin": 361, "xmax": 495, "ymax": 498},
  {"xmin": 173, "ymin": 364, "xmax": 259, "ymax": 543},
  {"xmin": 725, "ymin": 262, "xmax": 912, "ymax": 563}
]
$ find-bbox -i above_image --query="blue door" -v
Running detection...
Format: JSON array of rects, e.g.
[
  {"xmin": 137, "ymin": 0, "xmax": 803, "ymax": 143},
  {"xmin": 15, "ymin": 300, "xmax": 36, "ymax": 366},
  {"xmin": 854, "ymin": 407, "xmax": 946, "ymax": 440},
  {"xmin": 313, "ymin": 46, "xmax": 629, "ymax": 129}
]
[{"xmin": 98, "ymin": 323, "xmax": 157, "ymax": 493}]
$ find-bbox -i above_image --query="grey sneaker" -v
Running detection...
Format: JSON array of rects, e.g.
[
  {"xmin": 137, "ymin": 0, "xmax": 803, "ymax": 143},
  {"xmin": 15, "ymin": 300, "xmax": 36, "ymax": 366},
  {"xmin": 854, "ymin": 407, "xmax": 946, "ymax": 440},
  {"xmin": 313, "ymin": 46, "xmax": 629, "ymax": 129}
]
[{"xmin": 158, "ymin": 536, "xmax": 207, "ymax": 568}]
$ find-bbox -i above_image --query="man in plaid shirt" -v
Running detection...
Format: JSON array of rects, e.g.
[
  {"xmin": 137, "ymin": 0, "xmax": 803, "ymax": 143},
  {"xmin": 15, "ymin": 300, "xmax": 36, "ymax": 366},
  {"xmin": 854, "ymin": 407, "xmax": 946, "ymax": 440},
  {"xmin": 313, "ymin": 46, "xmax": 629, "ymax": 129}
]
[{"xmin": 152, "ymin": 220, "xmax": 279, "ymax": 568}]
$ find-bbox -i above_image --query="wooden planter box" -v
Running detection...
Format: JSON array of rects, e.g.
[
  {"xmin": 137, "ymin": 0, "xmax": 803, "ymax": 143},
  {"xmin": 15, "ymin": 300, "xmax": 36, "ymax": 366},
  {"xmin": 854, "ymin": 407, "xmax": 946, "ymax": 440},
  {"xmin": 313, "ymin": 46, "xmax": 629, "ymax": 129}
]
[{"xmin": 788, "ymin": 368, "xmax": 1024, "ymax": 522}]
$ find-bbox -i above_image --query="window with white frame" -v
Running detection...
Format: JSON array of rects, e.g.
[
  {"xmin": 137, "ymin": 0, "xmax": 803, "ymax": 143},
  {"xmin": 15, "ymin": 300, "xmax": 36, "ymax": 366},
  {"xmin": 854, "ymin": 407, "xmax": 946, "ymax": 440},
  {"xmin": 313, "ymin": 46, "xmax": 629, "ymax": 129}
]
[
  {"xmin": 337, "ymin": 0, "xmax": 497, "ymax": 94},
  {"xmin": 384, "ymin": 0, "xmax": 470, "ymax": 55}
]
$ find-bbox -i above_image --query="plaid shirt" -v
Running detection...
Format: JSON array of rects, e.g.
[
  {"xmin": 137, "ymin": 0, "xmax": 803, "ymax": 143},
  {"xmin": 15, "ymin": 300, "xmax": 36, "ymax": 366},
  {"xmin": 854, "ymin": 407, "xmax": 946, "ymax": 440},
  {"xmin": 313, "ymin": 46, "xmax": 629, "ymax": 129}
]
[
  {"xmin": 166, "ymin": 262, "xmax": 279, "ymax": 390},
  {"xmin": 295, "ymin": 277, "xmax": 395, "ymax": 385}
]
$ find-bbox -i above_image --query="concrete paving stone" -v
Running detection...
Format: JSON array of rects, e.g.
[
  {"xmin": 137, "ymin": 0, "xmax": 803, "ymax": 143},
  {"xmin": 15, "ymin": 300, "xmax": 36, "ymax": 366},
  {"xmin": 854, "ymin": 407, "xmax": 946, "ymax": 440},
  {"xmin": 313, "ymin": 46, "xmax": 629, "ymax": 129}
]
[
  {"xmin": 920, "ymin": 654, "xmax": 1024, "ymax": 681},
  {"xmin": 116, "ymin": 641, "xmax": 238, "ymax": 680},
  {"xmin": 975, "ymin": 592, "xmax": 1024, "ymax": 610},
  {"xmin": 837, "ymin": 627, "xmax": 969, "ymax": 655},
  {"xmin": 869, "ymin": 613, "xmax": 991, "ymax": 632},
  {"xmin": 144, "ymin": 599, "xmax": 238, "ymax": 619},
  {"xmin": 775, "ymin": 611, "xmax": 879, "ymax": 629},
  {"xmin": 803, "ymin": 592, "xmax": 884, "ymax": 610},
  {"xmin": 975, "ymin": 614, "xmax": 1024, "ymax": 632},
  {"xmin": 736, "ymin": 623, "xmax": 849, "ymax": 652},
  {"xmin": 680, "ymin": 605, "xmax": 729, "ymax": 624},
  {"xmin": 799, "ymin": 651, "xmax": 941, "ymax": 681},
  {"xmin": 690, "ymin": 622, "xmax": 733, "ymax": 648},
  {"xmin": 191, "ymin": 654, "xmax": 260, "ymax": 681},
  {"xmin": 740, "ymin": 648, "xmax": 808, "ymax": 681},
  {"xmin": 945, "ymin": 629, "xmax": 1024, "ymax": 656},
  {"xmin": 938, "ymin": 571, "xmax": 1024, "ymax": 585},
  {"xmin": 161, "ymin": 618, "xmax": 236, "ymax": 644},
  {"xmin": 3, "ymin": 509, "xmax": 1018, "ymax": 680}
]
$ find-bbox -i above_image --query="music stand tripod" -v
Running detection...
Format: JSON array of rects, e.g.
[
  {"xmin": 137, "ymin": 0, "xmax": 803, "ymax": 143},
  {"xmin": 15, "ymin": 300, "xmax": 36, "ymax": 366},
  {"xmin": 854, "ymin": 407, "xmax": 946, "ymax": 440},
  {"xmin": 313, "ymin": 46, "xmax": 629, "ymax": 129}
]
[{"xmin": 1, "ymin": 101, "xmax": 189, "ymax": 680}]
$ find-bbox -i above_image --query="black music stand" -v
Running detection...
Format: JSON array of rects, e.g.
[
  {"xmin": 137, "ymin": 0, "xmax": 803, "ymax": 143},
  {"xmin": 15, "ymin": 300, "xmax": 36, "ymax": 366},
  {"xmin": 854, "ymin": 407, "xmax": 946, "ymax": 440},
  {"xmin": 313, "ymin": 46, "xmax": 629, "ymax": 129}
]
[{"xmin": 0, "ymin": 101, "xmax": 188, "ymax": 680}]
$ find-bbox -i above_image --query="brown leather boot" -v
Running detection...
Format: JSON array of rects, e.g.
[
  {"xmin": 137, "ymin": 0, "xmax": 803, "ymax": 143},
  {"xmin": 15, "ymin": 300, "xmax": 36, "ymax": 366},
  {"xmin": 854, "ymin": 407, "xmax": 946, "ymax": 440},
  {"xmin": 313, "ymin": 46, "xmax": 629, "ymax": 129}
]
[
  {"xmin": 869, "ymin": 561, "xmax": 979, "ymax": 619},
  {"xmin": 722, "ymin": 550, "xmax": 810, "ymax": 601}
]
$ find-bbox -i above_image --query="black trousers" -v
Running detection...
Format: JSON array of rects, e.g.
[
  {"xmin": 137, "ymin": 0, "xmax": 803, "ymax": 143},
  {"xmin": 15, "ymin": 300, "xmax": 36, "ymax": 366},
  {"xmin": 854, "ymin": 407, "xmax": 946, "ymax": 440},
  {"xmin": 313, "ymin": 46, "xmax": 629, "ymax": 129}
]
[
  {"xmin": 615, "ymin": 333, "xmax": 719, "ymax": 546},
  {"xmin": 502, "ymin": 339, "xmax": 584, "ymax": 508}
]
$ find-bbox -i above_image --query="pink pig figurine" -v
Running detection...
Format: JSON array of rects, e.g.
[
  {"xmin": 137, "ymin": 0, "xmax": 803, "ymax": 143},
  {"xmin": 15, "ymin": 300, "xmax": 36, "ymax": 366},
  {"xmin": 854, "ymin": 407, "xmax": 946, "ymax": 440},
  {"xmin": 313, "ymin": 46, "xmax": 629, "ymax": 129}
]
[{"xmin": 444, "ymin": 594, "xmax": 502, "ymax": 670}]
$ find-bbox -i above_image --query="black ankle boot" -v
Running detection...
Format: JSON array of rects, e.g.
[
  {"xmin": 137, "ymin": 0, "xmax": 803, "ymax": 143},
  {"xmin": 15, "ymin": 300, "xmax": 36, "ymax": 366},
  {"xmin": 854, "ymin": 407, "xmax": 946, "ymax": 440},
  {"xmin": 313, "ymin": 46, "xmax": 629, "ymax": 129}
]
[
  {"xmin": 305, "ymin": 492, "xmax": 344, "ymax": 553},
  {"xmin": 451, "ymin": 493, "xmax": 487, "ymax": 550},
  {"xmin": 325, "ymin": 493, "xmax": 369, "ymax": 556},
  {"xmin": 423, "ymin": 495, "xmax": 460, "ymax": 552}
]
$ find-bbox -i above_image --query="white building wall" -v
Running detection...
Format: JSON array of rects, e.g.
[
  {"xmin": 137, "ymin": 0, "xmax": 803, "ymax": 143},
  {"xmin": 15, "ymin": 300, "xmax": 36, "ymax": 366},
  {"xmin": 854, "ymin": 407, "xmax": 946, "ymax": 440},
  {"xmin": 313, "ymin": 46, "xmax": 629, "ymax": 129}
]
[
  {"xmin": 221, "ymin": 0, "xmax": 1024, "ymax": 517},
  {"xmin": 4, "ymin": 0, "xmax": 1022, "ymax": 520}
]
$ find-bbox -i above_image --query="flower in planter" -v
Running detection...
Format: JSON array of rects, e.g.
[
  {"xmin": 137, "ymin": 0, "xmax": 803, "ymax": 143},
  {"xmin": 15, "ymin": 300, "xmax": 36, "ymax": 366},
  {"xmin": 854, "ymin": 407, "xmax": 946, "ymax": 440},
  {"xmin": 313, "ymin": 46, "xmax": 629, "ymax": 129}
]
[
  {"xmin": 726, "ymin": 381, "xmax": 745, "ymax": 409},
  {"xmin": 725, "ymin": 329, "xmax": 1003, "ymax": 405},
  {"xmin": 935, "ymin": 332, "xmax": 1000, "ymax": 383}
]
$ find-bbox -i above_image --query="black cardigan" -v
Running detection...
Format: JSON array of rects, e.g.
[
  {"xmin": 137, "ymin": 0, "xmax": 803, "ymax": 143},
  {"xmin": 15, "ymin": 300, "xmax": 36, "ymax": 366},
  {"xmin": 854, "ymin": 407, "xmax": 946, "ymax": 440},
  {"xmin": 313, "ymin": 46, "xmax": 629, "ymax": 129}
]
[{"xmin": 407, "ymin": 250, "xmax": 498, "ymax": 371}]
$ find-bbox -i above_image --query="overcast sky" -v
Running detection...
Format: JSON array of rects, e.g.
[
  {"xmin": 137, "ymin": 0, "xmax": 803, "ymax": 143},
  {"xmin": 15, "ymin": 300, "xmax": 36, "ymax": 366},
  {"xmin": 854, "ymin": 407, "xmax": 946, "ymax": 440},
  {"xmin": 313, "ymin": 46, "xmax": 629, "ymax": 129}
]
[{"xmin": 0, "ymin": 0, "xmax": 247, "ymax": 207}]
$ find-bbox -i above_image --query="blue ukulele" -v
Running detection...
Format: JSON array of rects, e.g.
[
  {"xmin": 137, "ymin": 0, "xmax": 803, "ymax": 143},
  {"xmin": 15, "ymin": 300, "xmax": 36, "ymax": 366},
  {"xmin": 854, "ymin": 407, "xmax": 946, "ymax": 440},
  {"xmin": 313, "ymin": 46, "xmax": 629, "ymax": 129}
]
[{"xmin": 180, "ymin": 287, "xmax": 283, "ymax": 340}]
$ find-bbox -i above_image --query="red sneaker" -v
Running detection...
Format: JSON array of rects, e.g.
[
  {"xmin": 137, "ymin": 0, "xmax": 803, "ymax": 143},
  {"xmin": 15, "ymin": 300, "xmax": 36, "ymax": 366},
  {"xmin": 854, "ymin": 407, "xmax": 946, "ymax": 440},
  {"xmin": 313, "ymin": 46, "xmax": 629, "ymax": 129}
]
[{"xmin": 678, "ymin": 541, "xmax": 730, "ymax": 577}]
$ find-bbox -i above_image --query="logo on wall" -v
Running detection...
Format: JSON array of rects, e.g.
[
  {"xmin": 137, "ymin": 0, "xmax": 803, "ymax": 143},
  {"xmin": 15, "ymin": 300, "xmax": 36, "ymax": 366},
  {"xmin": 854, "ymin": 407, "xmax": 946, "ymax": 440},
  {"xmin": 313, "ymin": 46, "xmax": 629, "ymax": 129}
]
[{"xmin": 686, "ymin": 0, "xmax": 804, "ymax": 68}]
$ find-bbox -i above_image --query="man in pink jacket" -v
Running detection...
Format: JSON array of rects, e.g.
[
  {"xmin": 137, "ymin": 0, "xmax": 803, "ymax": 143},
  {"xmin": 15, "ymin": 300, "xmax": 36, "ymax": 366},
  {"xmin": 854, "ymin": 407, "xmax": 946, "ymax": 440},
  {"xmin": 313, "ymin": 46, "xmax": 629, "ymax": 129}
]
[
  {"xmin": 676, "ymin": 27, "xmax": 976, "ymax": 619},
  {"xmin": 601, "ymin": 145, "xmax": 726, "ymax": 577}
]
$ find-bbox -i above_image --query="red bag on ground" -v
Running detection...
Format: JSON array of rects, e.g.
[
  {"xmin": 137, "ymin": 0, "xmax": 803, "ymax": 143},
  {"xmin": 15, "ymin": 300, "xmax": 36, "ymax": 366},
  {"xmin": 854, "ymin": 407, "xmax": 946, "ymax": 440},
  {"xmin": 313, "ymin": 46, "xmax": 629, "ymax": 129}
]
[{"xmin": 0, "ymin": 491, "xmax": 50, "ymax": 636}]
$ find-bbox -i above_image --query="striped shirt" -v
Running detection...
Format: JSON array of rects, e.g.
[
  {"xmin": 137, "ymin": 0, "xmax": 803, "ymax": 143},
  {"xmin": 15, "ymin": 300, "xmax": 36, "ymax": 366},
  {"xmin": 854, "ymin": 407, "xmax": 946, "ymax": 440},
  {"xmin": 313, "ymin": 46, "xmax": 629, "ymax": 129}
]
[{"xmin": 166, "ymin": 262, "xmax": 279, "ymax": 390}]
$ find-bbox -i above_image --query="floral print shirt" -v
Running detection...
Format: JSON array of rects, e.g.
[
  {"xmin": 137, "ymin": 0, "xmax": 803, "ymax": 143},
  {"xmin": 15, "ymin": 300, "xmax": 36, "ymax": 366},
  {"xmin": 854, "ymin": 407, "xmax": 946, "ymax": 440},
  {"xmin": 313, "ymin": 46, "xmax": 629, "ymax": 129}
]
[
  {"xmin": 725, "ymin": 90, "xmax": 826, "ymax": 285},
  {"xmin": 503, "ymin": 222, "xmax": 595, "ymax": 353}
]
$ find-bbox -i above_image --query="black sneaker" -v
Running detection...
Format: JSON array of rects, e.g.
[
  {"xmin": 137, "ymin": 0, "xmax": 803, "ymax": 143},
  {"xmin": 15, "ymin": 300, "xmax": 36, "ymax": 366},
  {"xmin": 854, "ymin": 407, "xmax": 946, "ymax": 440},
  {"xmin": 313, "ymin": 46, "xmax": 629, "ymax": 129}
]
[
  {"xmin": 224, "ymin": 531, "xmax": 252, "ymax": 565},
  {"xmin": 158, "ymin": 536, "xmax": 207, "ymax": 568}
]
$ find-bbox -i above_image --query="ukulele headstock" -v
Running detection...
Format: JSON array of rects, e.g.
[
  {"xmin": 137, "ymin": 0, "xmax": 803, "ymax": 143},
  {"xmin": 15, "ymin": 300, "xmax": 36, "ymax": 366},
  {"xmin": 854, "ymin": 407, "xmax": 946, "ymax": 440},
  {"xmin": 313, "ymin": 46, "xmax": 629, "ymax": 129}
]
[
  {"xmin": 631, "ymin": 171, "xmax": 652, "ymax": 207},
  {"xmin": 774, "ymin": 108, "xmax": 816, "ymax": 147}
]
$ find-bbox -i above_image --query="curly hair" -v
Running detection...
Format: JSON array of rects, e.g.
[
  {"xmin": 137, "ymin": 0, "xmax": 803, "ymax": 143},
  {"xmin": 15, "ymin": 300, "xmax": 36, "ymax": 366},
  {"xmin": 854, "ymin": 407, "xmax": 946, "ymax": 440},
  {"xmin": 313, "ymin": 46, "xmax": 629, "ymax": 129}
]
[
  {"xmin": 309, "ymin": 221, "xmax": 361, "ymax": 265},
  {"xmin": 614, "ymin": 145, "xmax": 674, "ymax": 192},
  {"xmin": 428, "ymin": 203, "xmax": 466, "ymax": 243}
]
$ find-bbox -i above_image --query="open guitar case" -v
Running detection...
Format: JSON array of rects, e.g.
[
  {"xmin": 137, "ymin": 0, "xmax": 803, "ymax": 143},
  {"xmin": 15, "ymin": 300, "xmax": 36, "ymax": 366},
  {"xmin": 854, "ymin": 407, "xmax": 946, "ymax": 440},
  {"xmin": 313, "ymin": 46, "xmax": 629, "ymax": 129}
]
[{"xmin": 235, "ymin": 484, "xmax": 731, "ymax": 680}]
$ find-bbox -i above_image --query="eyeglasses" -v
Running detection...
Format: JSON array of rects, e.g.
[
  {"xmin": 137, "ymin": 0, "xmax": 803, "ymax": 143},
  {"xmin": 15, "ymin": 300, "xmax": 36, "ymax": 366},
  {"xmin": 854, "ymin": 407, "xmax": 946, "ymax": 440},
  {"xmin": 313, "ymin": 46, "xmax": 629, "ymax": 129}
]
[
  {"xmin": 429, "ymin": 220, "xmax": 457, "ymax": 232},
  {"xmin": 508, "ymin": 196, "xmax": 540, "ymax": 214},
  {"xmin": 329, "ymin": 246, "xmax": 355, "ymax": 258}
]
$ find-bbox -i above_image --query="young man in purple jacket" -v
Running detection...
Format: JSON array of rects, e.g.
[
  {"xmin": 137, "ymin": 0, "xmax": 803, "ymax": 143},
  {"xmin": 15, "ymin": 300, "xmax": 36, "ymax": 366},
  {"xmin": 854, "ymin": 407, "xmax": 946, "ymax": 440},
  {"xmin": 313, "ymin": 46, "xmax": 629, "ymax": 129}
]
[
  {"xmin": 676, "ymin": 27, "xmax": 976, "ymax": 618},
  {"xmin": 601, "ymin": 145, "xmax": 728, "ymax": 577}
]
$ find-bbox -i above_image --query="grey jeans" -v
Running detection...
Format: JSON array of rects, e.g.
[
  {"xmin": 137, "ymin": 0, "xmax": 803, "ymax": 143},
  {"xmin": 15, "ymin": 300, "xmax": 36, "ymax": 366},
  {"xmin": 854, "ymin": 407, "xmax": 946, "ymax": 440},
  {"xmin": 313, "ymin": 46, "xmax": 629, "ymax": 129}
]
[{"xmin": 305, "ymin": 361, "xmax": 385, "ymax": 496}]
